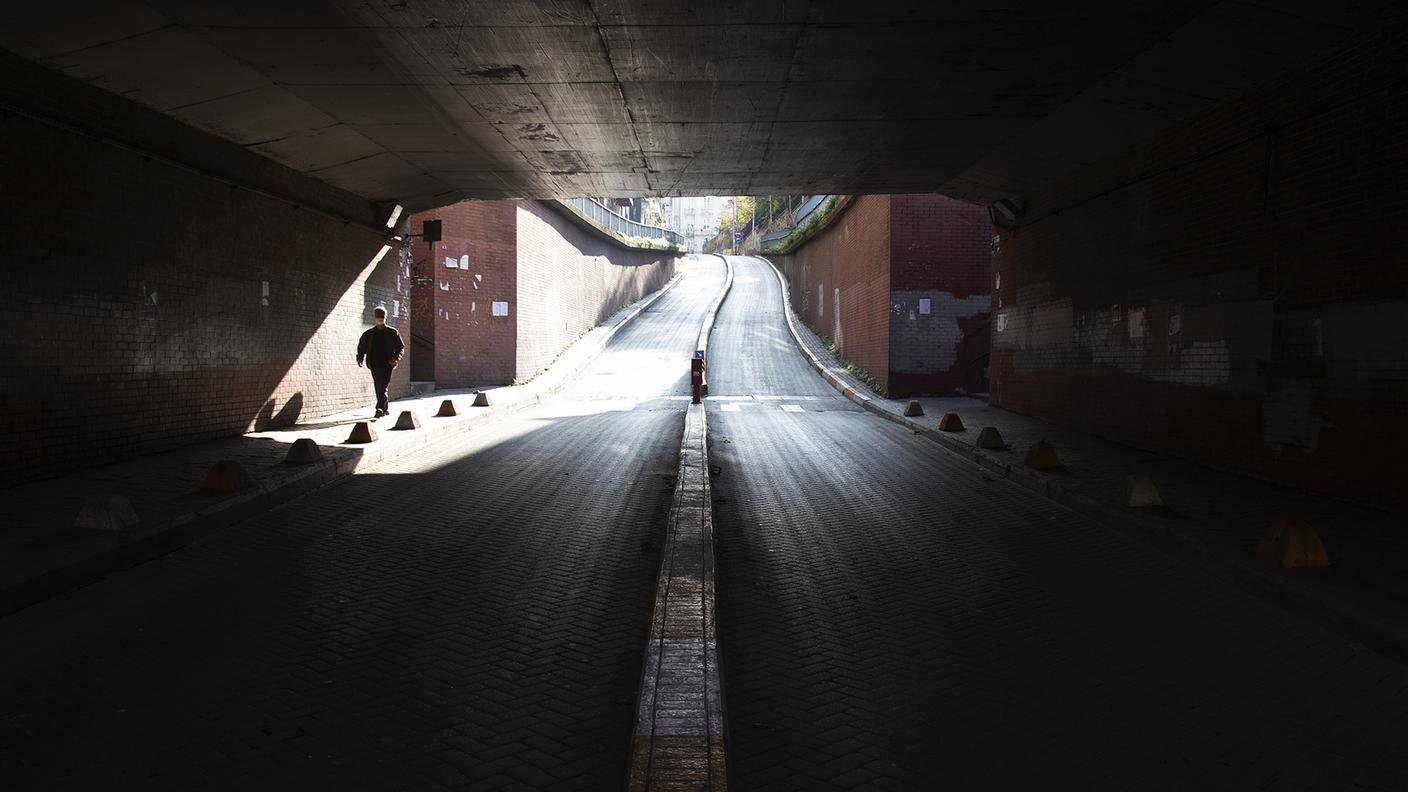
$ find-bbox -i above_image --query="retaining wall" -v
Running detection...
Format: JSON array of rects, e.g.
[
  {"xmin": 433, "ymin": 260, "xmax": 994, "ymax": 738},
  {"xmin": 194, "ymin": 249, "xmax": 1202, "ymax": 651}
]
[
  {"xmin": 409, "ymin": 200, "xmax": 680, "ymax": 388},
  {"xmin": 772, "ymin": 193, "xmax": 993, "ymax": 396},
  {"xmin": 989, "ymin": 22, "xmax": 1408, "ymax": 511},
  {"xmin": 2, "ymin": 100, "xmax": 406, "ymax": 485}
]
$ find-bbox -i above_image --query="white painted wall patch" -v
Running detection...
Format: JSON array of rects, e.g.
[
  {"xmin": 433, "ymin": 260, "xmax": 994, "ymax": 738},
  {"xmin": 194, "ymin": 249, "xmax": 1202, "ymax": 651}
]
[
  {"xmin": 833, "ymin": 287, "xmax": 842, "ymax": 346},
  {"xmin": 1128, "ymin": 307, "xmax": 1146, "ymax": 340}
]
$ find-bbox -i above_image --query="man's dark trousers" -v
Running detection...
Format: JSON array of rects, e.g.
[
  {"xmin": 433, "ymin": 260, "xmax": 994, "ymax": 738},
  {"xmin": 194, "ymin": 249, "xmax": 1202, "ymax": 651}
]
[{"xmin": 370, "ymin": 365, "xmax": 392, "ymax": 414}]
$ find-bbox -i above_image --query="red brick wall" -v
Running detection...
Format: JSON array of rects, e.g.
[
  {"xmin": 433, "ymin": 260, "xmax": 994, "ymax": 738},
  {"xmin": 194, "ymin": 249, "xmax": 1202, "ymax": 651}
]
[
  {"xmin": 408, "ymin": 200, "xmax": 679, "ymax": 386},
  {"xmin": 888, "ymin": 194, "xmax": 993, "ymax": 395},
  {"xmin": 2, "ymin": 108, "xmax": 408, "ymax": 485},
  {"xmin": 890, "ymin": 194, "xmax": 992, "ymax": 296},
  {"xmin": 990, "ymin": 22, "xmax": 1408, "ymax": 511},
  {"xmin": 774, "ymin": 195, "xmax": 893, "ymax": 390},
  {"xmin": 515, "ymin": 202, "xmax": 678, "ymax": 381},
  {"xmin": 408, "ymin": 201, "xmax": 518, "ymax": 388}
]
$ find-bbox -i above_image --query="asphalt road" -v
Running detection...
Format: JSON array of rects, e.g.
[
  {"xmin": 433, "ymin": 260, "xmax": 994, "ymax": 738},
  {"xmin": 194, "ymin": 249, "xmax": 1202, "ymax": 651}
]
[
  {"xmin": 5, "ymin": 251, "xmax": 1406, "ymax": 792},
  {"xmin": 708, "ymin": 256, "xmax": 1408, "ymax": 791},
  {"xmin": 0, "ymin": 257, "xmax": 725, "ymax": 791}
]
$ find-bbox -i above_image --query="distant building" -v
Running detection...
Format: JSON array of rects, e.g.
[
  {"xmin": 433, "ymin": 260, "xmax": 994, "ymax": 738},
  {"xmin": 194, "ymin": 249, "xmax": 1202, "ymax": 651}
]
[{"xmin": 661, "ymin": 196, "xmax": 724, "ymax": 253}]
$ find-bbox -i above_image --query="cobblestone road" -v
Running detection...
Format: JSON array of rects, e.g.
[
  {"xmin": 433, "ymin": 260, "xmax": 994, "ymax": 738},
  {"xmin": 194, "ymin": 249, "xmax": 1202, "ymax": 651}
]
[
  {"xmin": 709, "ymin": 256, "xmax": 1408, "ymax": 791},
  {"xmin": 0, "ymin": 258, "xmax": 724, "ymax": 791}
]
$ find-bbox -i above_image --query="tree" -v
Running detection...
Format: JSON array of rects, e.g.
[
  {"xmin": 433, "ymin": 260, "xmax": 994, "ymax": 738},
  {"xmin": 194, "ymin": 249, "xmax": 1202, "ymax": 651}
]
[{"xmin": 716, "ymin": 196, "xmax": 756, "ymax": 230}]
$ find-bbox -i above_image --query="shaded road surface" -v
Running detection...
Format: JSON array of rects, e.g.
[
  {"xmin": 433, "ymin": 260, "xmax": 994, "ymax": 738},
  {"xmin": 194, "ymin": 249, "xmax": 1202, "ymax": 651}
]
[
  {"xmin": 709, "ymin": 256, "xmax": 1408, "ymax": 791},
  {"xmin": 0, "ymin": 257, "xmax": 724, "ymax": 791}
]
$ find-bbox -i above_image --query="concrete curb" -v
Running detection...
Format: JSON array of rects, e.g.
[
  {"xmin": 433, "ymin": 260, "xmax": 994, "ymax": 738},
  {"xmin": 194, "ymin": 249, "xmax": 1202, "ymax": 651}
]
[
  {"xmin": 628, "ymin": 256, "xmax": 731, "ymax": 791},
  {"xmin": 757, "ymin": 255, "xmax": 1408, "ymax": 667},
  {"xmin": 696, "ymin": 253, "xmax": 735, "ymax": 395},
  {"xmin": 699, "ymin": 254, "xmax": 734, "ymax": 353},
  {"xmin": 0, "ymin": 271, "xmax": 686, "ymax": 618}
]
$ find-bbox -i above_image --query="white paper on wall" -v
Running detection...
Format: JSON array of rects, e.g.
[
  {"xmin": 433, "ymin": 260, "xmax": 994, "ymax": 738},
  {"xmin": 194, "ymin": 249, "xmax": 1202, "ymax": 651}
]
[
  {"xmin": 492, "ymin": 301, "xmax": 509, "ymax": 316},
  {"xmin": 444, "ymin": 256, "xmax": 457, "ymax": 268},
  {"xmin": 459, "ymin": 254, "xmax": 469, "ymax": 269},
  {"xmin": 919, "ymin": 298, "xmax": 931, "ymax": 315}
]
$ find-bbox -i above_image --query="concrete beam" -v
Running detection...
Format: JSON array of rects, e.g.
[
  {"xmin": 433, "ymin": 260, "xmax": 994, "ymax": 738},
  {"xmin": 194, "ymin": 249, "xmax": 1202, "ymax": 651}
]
[{"xmin": 1, "ymin": 1, "xmax": 1399, "ymax": 207}]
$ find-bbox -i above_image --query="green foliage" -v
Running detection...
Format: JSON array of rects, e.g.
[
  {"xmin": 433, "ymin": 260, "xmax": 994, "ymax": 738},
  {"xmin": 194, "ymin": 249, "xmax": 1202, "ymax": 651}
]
[
  {"xmin": 806, "ymin": 324, "xmax": 888, "ymax": 398},
  {"xmin": 717, "ymin": 196, "xmax": 755, "ymax": 229},
  {"xmin": 762, "ymin": 196, "xmax": 842, "ymax": 254}
]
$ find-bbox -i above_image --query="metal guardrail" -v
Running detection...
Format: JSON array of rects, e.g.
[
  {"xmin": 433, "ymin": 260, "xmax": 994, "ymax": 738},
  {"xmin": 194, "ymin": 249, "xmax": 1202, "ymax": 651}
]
[
  {"xmin": 761, "ymin": 194, "xmax": 830, "ymax": 244},
  {"xmin": 794, "ymin": 194, "xmax": 828, "ymax": 224},
  {"xmin": 564, "ymin": 197, "xmax": 687, "ymax": 247}
]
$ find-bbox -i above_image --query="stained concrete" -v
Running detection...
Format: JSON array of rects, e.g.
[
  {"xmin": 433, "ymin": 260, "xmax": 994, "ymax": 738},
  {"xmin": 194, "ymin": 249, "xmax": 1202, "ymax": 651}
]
[{"xmin": 2, "ymin": 3, "xmax": 1400, "ymax": 208}]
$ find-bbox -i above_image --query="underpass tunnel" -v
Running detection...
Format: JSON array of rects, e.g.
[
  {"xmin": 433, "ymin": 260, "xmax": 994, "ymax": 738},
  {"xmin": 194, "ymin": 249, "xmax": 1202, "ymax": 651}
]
[
  {"xmin": 3, "ymin": 3, "xmax": 1408, "ymax": 789},
  {"xmin": 2, "ymin": 3, "xmax": 1403, "ymax": 500}
]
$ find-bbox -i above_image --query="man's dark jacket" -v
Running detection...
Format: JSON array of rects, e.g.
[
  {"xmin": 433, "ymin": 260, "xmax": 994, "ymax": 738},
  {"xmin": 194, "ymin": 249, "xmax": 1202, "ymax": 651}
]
[{"xmin": 357, "ymin": 325, "xmax": 405, "ymax": 369}]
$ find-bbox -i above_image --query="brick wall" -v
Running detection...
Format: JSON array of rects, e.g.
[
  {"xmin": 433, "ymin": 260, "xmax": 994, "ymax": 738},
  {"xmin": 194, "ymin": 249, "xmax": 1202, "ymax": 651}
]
[
  {"xmin": 2, "ymin": 108, "xmax": 408, "ymax": 485},
  {"xmin": 515, "ymin": 201, "xmax": 677, "ymax": 380},
  {"xmin": 773, "ymin": 195, "xmax": 893, "ymax": 389},
  {"xmin": 773, "ymin": 194, "xmax": 993, "ymax": 396},
  {"xmin": 888, "ymin": 194, "xmax": 993, "ymax": 395},
  {"xmin": 990, "ymin": 22, "xmax": 1408, "ymax": 511},
  {"xmin": 408, "ymin": 200, "xmax": 518, "ymax": 388},
  {"xmin": 408, "ymin": 200, "xmax": 679, "ymax": 387}
]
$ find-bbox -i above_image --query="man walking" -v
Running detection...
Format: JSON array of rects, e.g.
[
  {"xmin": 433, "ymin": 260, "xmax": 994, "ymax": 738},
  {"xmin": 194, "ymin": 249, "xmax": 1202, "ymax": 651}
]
[{"xmin": 357, "ymin": 306, "xmax": 405, "ymax": 418}]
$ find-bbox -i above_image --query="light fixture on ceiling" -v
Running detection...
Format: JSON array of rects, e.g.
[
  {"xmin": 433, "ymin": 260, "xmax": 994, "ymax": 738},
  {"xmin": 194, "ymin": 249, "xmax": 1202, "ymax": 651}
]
[{"xmin": 989, "ymin": 197, "xmax": 1023, "ymax": 229}]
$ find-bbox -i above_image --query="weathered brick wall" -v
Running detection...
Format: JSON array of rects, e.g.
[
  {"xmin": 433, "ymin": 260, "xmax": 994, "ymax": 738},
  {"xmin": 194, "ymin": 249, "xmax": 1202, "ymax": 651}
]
[
  {"xmin": 2, "ymin": 109, "xmax": 408, "ymax": 484},
  {"xmin": 407, "ymin": 200, "xmax": 678, "ymax": 387},
  {"xmin": 773, "ymin": 195, "xmax": 893, "ymax": 389},
  {"xmin": 408, "ymin": 201, "xmax": 518, "ymax": 388},
  {"xmin": 514, "ymin": 202, "xmax": 678, "ymax": 381},
  {"xmin": 990, "ymin": 23, "xmax": 1408, "ymax": 510},
  {"xmin": 888, "ymin": 194, "xmax": 993, "ymax": 395}
]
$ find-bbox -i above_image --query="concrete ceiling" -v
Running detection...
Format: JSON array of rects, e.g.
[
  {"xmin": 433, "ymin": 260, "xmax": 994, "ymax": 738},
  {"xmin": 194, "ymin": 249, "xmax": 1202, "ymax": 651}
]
[{"xmin": 0, "ymin": 1, "xmax": 1400, "ymax": 210}]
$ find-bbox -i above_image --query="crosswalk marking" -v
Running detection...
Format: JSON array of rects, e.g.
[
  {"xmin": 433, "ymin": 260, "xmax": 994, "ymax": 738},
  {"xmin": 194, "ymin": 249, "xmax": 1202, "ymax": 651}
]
[{"xmin": 719, "ymin": 402, "xmax": 814, "ymax": 414}]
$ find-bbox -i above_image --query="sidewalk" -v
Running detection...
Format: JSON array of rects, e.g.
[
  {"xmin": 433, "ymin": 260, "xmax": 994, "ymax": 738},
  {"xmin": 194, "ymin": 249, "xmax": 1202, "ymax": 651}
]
[
  {"xmin": 0, "ymin": 273, "xmax": 682, "ymax": 616},
  {"xmin": 759, "ymin": 255, "xmax": 1408, "ymax": 665}
]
